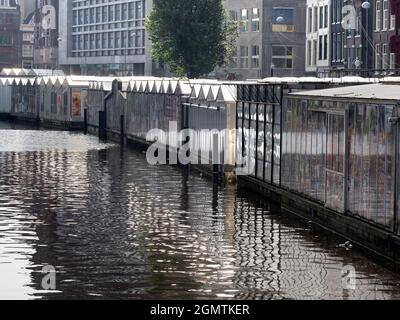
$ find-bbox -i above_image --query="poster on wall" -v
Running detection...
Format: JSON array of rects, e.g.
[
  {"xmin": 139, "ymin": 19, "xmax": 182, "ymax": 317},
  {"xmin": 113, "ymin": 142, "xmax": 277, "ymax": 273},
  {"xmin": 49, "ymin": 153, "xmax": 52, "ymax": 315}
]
[
  {"xmin": 72, "ymin": 91, "xmax": 81, "ymax": 117},
  {"xmin": 82, "ymin": 90, "xmax": 88, "ymax": 111}
]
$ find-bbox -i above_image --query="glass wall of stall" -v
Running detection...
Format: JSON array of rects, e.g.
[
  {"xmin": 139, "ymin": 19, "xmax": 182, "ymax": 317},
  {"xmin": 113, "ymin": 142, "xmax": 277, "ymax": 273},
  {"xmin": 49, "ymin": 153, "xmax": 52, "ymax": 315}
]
[
  {"xmin": 236, "ymin": 84, "xmax": 282, "ymax": 184},
  {"xmin": 281, "ymin": 96, "xmax": 396, "ymax": 231}
]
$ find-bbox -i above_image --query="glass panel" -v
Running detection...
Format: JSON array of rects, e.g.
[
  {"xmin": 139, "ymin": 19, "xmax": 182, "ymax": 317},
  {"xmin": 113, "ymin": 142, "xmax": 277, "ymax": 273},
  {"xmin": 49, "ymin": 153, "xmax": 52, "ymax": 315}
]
[
  {"xmin": 273, "ymin": 123, "xmax": 281, "ymax": 164},
  {"xmin": 242, "ymin": 103, "xmax": 250, "ymax": 170},
  {"xmin": 326, "ymin": 171, "xmax": 345, "ymax": 212},
  {"xmin": 236, "ymin": 102, "xmax": 244, "ymax": 167},
  {"xmin": 325, "ymin": 113, "xmax": 345, "ymax": 212},
  {"xmin": 257, "ymin": 105, "xmax": 265, "ymax": 180}
]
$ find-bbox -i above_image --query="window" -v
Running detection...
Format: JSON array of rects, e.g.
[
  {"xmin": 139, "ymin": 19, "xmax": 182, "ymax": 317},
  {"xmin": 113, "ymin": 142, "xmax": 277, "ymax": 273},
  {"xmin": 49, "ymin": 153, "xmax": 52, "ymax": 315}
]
[
  {"xmin": 332, "ymin": 33, "xmax": 337, "ymax": 61},
  {"xmin": 308, "ymin": 7, "xmax": 312, "ymax": 33},
  {"xmin": 307, "ymin": 40, "xmax": 312, "ymax": 66},
  {"xmin": 272, "ymin": 46, "xmax": 293, "ymax": 69},
  {"xmin": 229, "ymin": 10, "xmax": 237, "ymax": 21},
  {"xmin": 319, "ymin": 35, "xmax": 323, "ymax": 60},
  {"xmin": 313, "ymin": 39, "xmax": 317, "ymax": 65},
  {"xmin": 355, "ymin": 47, "xmax": 361, "ymax": 62},
  {"xmin": 382, "ymin": 44, "xmax": 388, "ymax": 69},
  {"xmin": 390, "ymin": 53, "xmax": 396, "ymax": 70},
  {"xmin": 314, "ymin": 7, "xmax": 318, "ymax": 31},
  {"xmin": 390, "ymin": 14, "xmax": 396, "ymax": 30},
  {"xmin": 383, "ymin": 0, "xmax": 389, "ymax": 30},
  {"xmin": 22, "ymin": 33, "xmax": 33, "ymax": 42},
  {"xmin": 240, "ymin": 9, "xmax": 248, "ymax": 32},
  {"xmin": 324, "ymin": 35, "xmax": 328, "ymax": 60},
  {"xmin": 272, "ymin": 8, "xmax": 294, "ymax": 32},
  {"xmin": 376, "ymin": 0, "xmax": 381, "ymax": 30},
  {"xmin": 22, "ymin": 44, "xmax": 33, "ymax": 57},
  {"xmin": 375, "ymin": 44, "xmax": 382, "ymax": 70},
  {"xmin": 251, "ymin": 8, "xmax": 260, "ymax": 31},
  {"xmin": 319, "ymin": 6, "xmax": 324, "ymax": 29},
  {"xmin": 251, "ymin": 45, "xmax": 260, "ymax": 68},
  {"xmin": 0, "ymin": 34, "xmax": 11, "ymax": 46},
  {"xmin": 338, "ymin": 32, "xmax": 343, "ymax": 60},
  {"xmin": 324, "ymin": 5, "xmax": 328, "ymax": 28},
  {"xmin": 355, "ymin": 9, "xmax": 361, "ymax": 35},
  {"xmin": 326, "ymin": 113, "xmax": 344, "ymax": 173},
  {"xmin": 240, "ymin": 46, "xmax": 249, "ymax": 68}
]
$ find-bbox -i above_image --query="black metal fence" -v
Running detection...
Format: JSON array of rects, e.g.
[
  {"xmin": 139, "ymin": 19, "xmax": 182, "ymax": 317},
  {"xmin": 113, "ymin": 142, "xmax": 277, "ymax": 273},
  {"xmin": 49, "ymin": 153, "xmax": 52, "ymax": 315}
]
[{"xmin": 236, "ymin": 84, "xmax": 283, "ymax": 184}]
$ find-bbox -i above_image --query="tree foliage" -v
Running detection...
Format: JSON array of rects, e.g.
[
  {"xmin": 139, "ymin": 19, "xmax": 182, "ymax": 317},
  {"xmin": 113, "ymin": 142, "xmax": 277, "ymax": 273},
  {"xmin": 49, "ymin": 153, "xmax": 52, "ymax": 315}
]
[{"xmin": 146, "ymin": 0, "xmax": 238, "ymax": 78}]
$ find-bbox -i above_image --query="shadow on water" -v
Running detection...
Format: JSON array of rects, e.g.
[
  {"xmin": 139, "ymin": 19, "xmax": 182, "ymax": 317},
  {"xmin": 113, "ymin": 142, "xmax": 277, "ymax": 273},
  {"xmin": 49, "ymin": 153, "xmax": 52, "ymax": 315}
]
[{"xmin": 1, "ymin": 121, "xmax": 400, "ymax": 300}]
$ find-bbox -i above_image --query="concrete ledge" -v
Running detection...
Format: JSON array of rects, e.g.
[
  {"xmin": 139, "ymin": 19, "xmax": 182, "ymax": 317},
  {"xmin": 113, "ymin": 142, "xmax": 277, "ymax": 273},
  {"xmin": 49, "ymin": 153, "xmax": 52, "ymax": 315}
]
[{"xmin": 239, "ymin": 175, "xmax": 400, "ymax": 271}]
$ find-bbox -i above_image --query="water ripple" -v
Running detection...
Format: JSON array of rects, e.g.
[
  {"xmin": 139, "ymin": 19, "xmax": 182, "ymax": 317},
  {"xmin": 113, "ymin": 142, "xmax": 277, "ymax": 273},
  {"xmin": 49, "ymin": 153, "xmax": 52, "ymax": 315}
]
[{"xmin": 0, "ymin": 123, "xmax": 400, "ymax": 300}]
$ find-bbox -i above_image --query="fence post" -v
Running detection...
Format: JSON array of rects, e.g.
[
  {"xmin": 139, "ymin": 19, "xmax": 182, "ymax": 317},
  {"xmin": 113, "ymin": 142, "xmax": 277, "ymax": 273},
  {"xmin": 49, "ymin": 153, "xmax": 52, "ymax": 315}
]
[
  {"xmin": 120, "ymin": 114, "xmax": 124, "ymax": 145},
  {"xmin": 84, "ymin": 108, "xmax": 88, "ymax": 134},
  {"xmin": 99, "ymin": 110, "xmax": 106, "ymax": 141}
]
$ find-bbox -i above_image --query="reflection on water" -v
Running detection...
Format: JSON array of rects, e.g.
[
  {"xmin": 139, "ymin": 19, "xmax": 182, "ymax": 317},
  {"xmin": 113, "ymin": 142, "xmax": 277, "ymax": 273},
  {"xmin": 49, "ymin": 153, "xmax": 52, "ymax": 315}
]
[{"xmin": 1, "ymin": 122, "xmax": 400, "ymax": 300}]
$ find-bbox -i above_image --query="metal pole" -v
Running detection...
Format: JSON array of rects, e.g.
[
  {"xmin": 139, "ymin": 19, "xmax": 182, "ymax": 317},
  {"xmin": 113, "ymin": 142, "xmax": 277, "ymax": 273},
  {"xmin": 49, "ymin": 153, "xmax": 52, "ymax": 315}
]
[{"xmin": 365, "ymin": 10, "xmax": 369, "ymax": 75}]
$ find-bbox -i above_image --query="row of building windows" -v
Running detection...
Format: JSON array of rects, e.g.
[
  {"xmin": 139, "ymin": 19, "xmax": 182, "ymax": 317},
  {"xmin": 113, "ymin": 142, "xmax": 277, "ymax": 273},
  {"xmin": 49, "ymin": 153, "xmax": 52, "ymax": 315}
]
[
  {"xmin": 332, "ymin": 32, "xmax": 344, "ymax": 62},
  {"xmin": 375, "ymin": 0, "xmax": 396, "ymax": 31},
  {"xmin": 229, "ymin": 8, "xmax": 260, "ymax": 32},
  {"xmin": 229, "ymin": 7, "xmax": 296, "ymax": 33},
  {"xmin": 375, "ymin": 44, "xmax": 396, "ymax": 70},
  {"xmin": 307, "ymin": 4, "xmax": 329, "ymax": 33},
  {"xmin": 306, "ymin": 35, "xmax": 328, "ymax": 66},
  {"xmin": 231, "ymin": 45, "xmax": 294, "ymax": 70},
  {"xmin": 72, "ymin": 29, "xmax": 145, "ymax": 50},
  {"xmin": 231, "ymin": 45, "xmax": 260, "ymax": 69},
  {"xmin": 71, "ymin": 1, "xmax": 146, "ymax": 57},
  {"xmin": 0, "ymin": 0, "xmax": 11, "ymax": 7},
  {"xmin": 72, "ymin": 1, "xmax": 144, "ymax": 26}
]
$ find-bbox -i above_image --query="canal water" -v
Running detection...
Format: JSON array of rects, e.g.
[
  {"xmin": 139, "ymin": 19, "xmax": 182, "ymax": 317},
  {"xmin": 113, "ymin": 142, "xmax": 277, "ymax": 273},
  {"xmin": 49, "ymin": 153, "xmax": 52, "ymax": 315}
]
[{"xmin": 1, "ymin": 120, "xmax": 400, "ymax": 300}]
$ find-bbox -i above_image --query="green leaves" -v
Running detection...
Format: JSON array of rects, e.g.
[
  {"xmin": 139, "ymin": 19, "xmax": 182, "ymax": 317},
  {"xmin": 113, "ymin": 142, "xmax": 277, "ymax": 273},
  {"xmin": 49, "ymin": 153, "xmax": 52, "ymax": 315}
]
[{"xmin": 146, "ymin": 0, "xmax": 238, "ymax": 78}]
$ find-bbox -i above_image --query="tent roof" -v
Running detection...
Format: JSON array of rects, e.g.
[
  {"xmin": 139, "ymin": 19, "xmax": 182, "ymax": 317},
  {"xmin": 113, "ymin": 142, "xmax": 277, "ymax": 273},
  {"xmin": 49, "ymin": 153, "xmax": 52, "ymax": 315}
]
[{"xmin": 288, "ymin": 83, "xmax": 400, "ymax": 102}]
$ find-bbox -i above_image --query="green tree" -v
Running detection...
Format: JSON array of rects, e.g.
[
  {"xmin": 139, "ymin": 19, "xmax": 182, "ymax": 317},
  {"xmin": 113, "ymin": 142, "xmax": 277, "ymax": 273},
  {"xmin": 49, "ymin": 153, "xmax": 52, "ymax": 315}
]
[{"xmin": 146, "ymin": 0, "xmax": 238, "ymax": 78}]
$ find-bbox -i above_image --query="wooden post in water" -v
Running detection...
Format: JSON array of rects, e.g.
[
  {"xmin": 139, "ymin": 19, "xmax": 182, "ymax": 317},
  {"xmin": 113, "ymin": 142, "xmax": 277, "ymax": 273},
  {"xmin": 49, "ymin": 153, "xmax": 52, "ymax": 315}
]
[
  {"xmin": 99, "ymin": 110, "xmax": 107, "ymax": 141},
  {"xmin": 120, "ymin": 114, "xmax": 124, "ymax": 145},
  {"xmin": 213, "ymin": 132, "xmax": 220, "ymax": 184},
  {"xmin": 83, "ymin": 108, "xmax": 88, "ymax": 134}
]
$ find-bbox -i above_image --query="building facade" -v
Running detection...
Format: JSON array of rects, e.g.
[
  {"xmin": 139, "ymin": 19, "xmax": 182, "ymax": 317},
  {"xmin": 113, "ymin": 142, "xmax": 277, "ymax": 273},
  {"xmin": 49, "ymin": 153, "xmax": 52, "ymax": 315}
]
[
  {"xmin": 306, "ymin": 0, "xmax": 331, "ymax": 75},
  {"xmin": 223, "ymin": 0, "xmax": 263, "ymax": 80},
  {"xmin": 224, "ymin": 0, "xmax": 307, "ymax": 80},
  {"xmin": 0, "ymin": 0, "xmax": 21, "ymax": 70},
  {"xmin": 20, "ymin": 13, "xmax": 35, "ymax": 68},
  {"xmin": 264, "ymin": 0, "xmax": 307, "ymax": 78},
  {"xmin": 328, "ymin": 0, "xmax": 399, "ymax": 76},
  {"xmin": 373, "ymin": 0, "xmax": 399, "ymax": 73},
  {"xmin": 33, "ymin": 0, "xmax": 59, "ymax": 69},
  {"xmin": 58, "ymin": 0, "xmax": 162, "ymax": 76}
]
